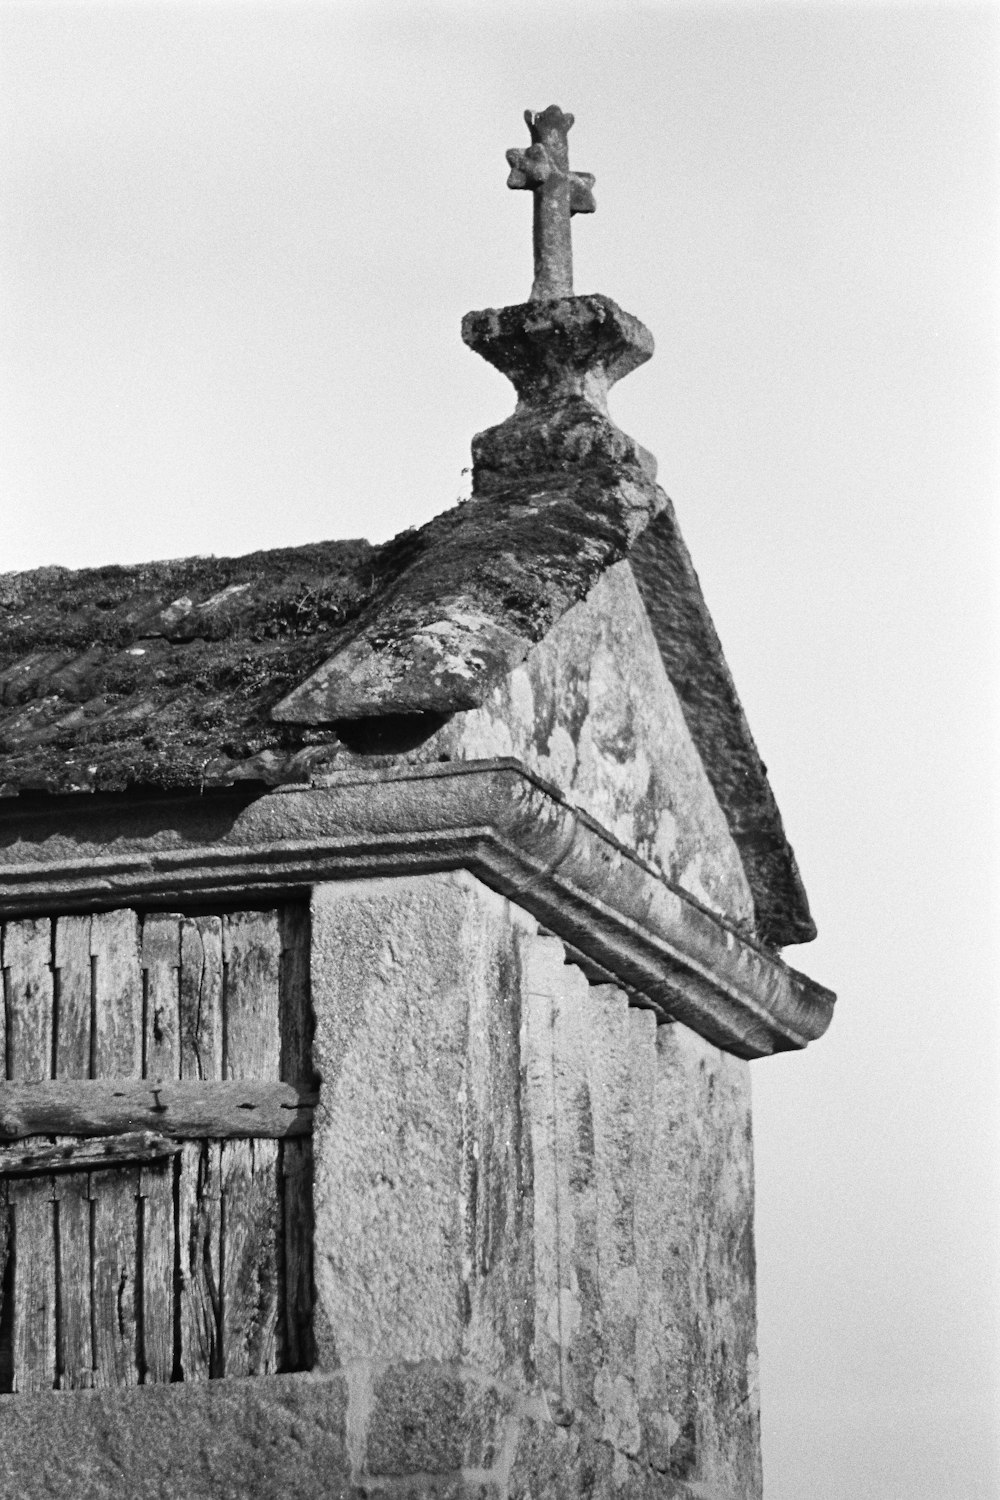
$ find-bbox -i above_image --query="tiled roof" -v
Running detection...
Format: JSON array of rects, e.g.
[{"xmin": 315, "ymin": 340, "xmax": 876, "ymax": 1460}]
[{"xmin": 0, "ymin": 489, "xmax": 814, "ymax": 946}]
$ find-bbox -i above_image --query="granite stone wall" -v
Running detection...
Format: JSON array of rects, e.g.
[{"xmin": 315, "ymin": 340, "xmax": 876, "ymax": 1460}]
[
  {"xmin": 308, "ymin": 871, "xmax": 762, "ymax": 1500},
  {"xmin": 0, "ymin": 870, "xmax": 760, "ymax": 1500}
]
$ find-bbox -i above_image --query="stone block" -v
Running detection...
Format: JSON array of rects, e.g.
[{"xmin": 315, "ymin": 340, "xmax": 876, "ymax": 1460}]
[
  {"xmin": 365, "ymin": 1365, "xmax": 511, "ymax": 1476},
  {"xmin": 0, "ymin": 1372, "xmax": 351, "ymax": 1500}
]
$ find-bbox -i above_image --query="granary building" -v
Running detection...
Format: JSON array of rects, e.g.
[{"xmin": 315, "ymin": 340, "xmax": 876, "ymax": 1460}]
[{"xmin": 0, "ymin": 107, "xmax": 834, "ymax": 1499}]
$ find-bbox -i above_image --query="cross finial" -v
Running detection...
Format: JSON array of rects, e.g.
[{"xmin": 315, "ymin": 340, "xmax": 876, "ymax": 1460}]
[{"xmin": 506, "ymin": 105, "xmax": 596, "ymax": 302}]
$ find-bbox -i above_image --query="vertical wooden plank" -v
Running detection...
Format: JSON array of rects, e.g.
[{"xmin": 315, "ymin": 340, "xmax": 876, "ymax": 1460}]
[
  {"xmin": 141, "ymin": 913, "xmax": 181, "ymax": 1082},
  {"xmin": 91, "ymin": 909, "xmax": 141, "ymax": 1389},
  {"xmin": 278, "ymin": 904, "xmax": 313, "ymax": 1371},
  {"xmin": 53, "ymin": 915, "xmax": 91, "ymax": 1081},
  {"xmin": 221, "ymin": 1139, "xmax": 279, "ymax": 1377},
  {"xmin": 223, "ymin": 909, "xmax": 280, "ymax": 1080},
  {"xmin": 90, "ymin": 1168, "xmax": 139, "ymax": 1388},
  {"xmin": 139, "ymin": 913, "xmax": 181, "ymax": 1384},
  {"xmin": 8, "ymin": 1179, "xmax": 55, "ymax": 1393},
  {"xmin": 3, "ymin": 918, "xmax": 56, "ymax": 1393},
  {"xmin": 180, "ymin": 917, "xmax": 223, "ymax": 1083},
  {"xmin": 277, "ymin": 904, "xmax": 311, "ymax": 1085},
  {"xmin": 0, "ymin": 1179, "xmax": 12, "ymax": 1392},
  {"xmin": 92, "ymin": 908, "xmax": 142, "ymax": 1078},
  {"xmin": 52, "ymin": 1176, "xmax": 93, "ymax": 1389},
  {"xmin": 53, "ymin": 916, "xmax": 94, "ymax": 1389},
  {"xmin": 0, "ymin": 921, "xmax": 8, "ymax": 1079},
  {"xmin": 0, "ymin": 929, "xmax": 11, "ymax": 1388},
  {"xmin": 221, "ymin": 911, "xmax": 281, "ymax": 1376},
  {"xmin": 280, "ymin": 1138, "xmax": 313, "ymax": 1372},
  {"xmin": 4, "ymin": 917, "xmax": 53, "ymax": 1082},
  {"xmin": 178, "ymin": 916, "xmax": 223, "ymax": 1381},
  {"xmin": 178, "ymin": 1142, "xmax": 222, "ymax": 1381},
  {"xmin": 138, "ymin": 1159, "xmax": 174, "ymax": 1384}
]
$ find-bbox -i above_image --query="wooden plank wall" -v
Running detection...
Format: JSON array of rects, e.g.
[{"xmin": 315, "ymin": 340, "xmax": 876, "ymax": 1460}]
[{"xmin": 0, "ymin": 905, "xmax": 313, "ymax": 1394}]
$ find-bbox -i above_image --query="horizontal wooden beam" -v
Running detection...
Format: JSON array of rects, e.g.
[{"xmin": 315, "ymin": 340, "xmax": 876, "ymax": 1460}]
[
  {"xmin": 0, "ymin": 1081, "xmax": 317, "ymax": 1142},
  {"xmin": 0, "ymin": 1130, "xmax": 181, "ymax": 1177}
]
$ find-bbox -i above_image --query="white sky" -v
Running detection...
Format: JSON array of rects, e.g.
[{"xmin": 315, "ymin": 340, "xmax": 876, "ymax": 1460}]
[{"xmin": 2, "ymin": 3, "xmax": 998, "ymax": 1496}]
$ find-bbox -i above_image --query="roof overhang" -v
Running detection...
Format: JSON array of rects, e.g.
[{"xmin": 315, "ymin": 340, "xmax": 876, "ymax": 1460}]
[{"xmin": 0, "ymin": 759, "xmax": 834, "ymax": 1060}]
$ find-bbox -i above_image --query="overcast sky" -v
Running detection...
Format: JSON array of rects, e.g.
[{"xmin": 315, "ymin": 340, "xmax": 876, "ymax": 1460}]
[{"xmin": 2, "ymin": 4, "xmax": 998, "ymax": 1497}]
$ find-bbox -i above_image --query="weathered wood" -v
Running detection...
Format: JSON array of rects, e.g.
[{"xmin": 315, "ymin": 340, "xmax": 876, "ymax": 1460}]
[
  {"xmin": 278, "ymin": 904, "xmax": 313, "ymax": 1372},
  {"xmin": 9, "ymin": 1177, "xmax": 55, "ymax": 1392},
  {"xmin": 90, "ymin": 910, "xmax": 143, "ymax": 1389},
  {"xmin": 0, "ymin": 956, "xmax": 6, "ymax": 1084},
  {"xmin": 53, "ymin": 915, "xmax": 91, "ymax": 1082},
  {"xmin": 53, "ymin": 1174, "xmax": 93, "ymax": 1388},
  {"xmin": 92, "ymin": 909, "xmax": 142, "ymax": 1077},
  {"xmin": 4, "ymin": 919, "xmax": 56, "ymax": 1393},
  {"xmin": 52, "ymin": 916, "xmax": 94, "ymax": 1388},
  {"xmin": 223, "ymin": 910, "xmax": 280, "ymax": 1081},
  {"xmin": 220, "ymin": 913, "xmax": 281, "ymax": 1376},
  {"xmin": 0, "ymin": 1132, "xmax": 181, "ymax": 1177},
  {"xmin": 222, "ymin": 1138, "xmax": 278, "ymax": 1377},
  {"xmin": 4, "ymin": 918, "xmax": 53, "ymax": 1083},
  {"xmin": 177, "ymin": 912, "xmax": 223, "ymax": 1381},
  {"xmin": 178, "ymin": 1141, "xmax": 222, "ymax": 1381},
  {"xmin": 142, "ymin": 914, "xmax": 180, "ymax": 1082},
  {"xmin": 1, "ymin": 903, "xmax": 315, "ymax": 1394},
  {"xmin": 0, "ymin": 1178, "xmax": 10, "ymax": 1388},
  {"xmin": 278, "ymin": 904, "xmax": 311, "ymax": 1084},
  {"xmin": 280, "ymin": 1137, "xmax": 314, "ymax": 1372},
  {"xmin": 90, "ymin": 1166, "xmax": 139, "ymax": 1388},
  {"xmin": 138, "ymin": 1159, "xmax": 174, "ymax": 1383},
  {"xmin": 180, "ymin": 917, "xmax": 223, "ymax": 1083},
  {"xmin": 0, "ymin": 1080, "xmax": 316, "ymax": 1140}
]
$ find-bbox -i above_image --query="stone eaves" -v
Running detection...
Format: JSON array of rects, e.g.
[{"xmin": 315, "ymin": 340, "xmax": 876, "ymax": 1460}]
[{"xmin": 0, "ymin": 761, "xmax": 835, "ymax": 1059}]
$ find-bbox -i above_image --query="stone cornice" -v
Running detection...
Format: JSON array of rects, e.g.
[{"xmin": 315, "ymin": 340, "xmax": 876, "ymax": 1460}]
[{"xmin": 0, "ymin": 760, "xmax": 834, "ymax": 1060}]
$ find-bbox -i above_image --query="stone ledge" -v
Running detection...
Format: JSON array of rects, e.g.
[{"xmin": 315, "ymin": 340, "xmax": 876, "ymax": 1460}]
[{"xmin": 0, "ymin": 760, "xmax": 834, "ymax": 1059}]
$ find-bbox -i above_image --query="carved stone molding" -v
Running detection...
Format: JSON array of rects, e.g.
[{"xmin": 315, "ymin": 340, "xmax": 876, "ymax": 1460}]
[{"xmin": 0, "ymin": 759, "xmax": 834, "ymax": 1059}]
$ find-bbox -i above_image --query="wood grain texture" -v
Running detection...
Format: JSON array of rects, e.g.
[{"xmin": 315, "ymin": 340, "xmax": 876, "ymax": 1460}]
[
  {"xmin": 9, "ymin": 1177, "xmax": 55, "ymax": 1392},
  {"xmin": 278, "ymin": 904, "xmax": 311, "ymax": 1085},
  {"xmin": 90, "ymin": 1166, "xmax": 139, "ymax": 1389},
  {"xmin": 0, "ymin": 1132, "xmax": 180, "ymax": 1176},
  {"xmin": 4, "ymin": 918, "xmax": 53, "ymax": 1083},
  {"xmin": 4, "ymin": 918, "xmax": 56, "ymax": 1393},
  {"xmin": 220, "ymin": 913, "xmax": 282, "ymax": 1376},
  {"xmin": 53, "ymin": 1174, "xmax": 93, "ymax": 1388},
  {"xmin": 141, "ymin": 914, "xmax": 181, "ymax": 1082},
  {"xmin": 90, "ymin": 910, "xmax": 143, "ymax": 1389},
  {"xmin": 52, "ymin": 916, "xmax": 94, "ymax": 1388},
  {"xmin": 178, "ymin": 1141, "xmax": 222, "ymax": 1381},
  {"xmin": 0, "ymin": 1179, "xmax": 10, "ymax": 1389},
  {"xmin": 180, "ymin": 918, "xmax": 222, "ymax": 1083},
  {"xmin": 92, "ymin": 910, "xmax": 142, "ymax": 1077},
  {"xmin": 1, "ymin": 902, "xmax": 315, "ymax": 1393},
  {"xmin": 138, "ymin": 1160, "xmax": 174, "ymax": 1383},
  {"xmin": 0, "ymin": 1080, "xmax": 316, "ymax": 1140},
  {"xmin": 221, "ymin": 1138, "xmax": 278, "ymax": 1377},
  {"xmin": 223, "ymin": 911, "xmax": 280, "ymax": 1082},
  {"xmin": 280, "ymin": 1137, "xmax": 314, "ymax": 1372},
  {"xmin": 177, "ymin": 913, "xmax": 223, "ymax": 1381},
  {"xmin": 278, "ymin": 904, "xmax": 313, "ymax": 1372},
  {"xmin": 53, "ymin": 916, "xmax": 91, "ymax": 1082},
  {"xmin": 142, "ymin": 916, "xmax": 182, "ymax": 1381}
]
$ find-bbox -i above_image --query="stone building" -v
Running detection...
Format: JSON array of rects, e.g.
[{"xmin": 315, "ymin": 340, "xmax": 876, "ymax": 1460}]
[{"xmin": 0, "ymin": 108, "xmax": 833, "ymax": 1499}]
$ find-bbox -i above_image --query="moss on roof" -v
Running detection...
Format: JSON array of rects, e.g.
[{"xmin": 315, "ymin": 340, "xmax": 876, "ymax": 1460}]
[{"xmin": 0, "ymin": 536, "xmax": 392, "ymax": 794}]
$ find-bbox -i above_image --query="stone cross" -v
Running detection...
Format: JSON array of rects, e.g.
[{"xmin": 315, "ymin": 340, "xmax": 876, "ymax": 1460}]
[{"xmin": 506, "ymin": 106, "xmax": 596, "ymax": 302}]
